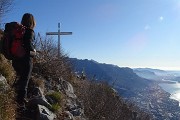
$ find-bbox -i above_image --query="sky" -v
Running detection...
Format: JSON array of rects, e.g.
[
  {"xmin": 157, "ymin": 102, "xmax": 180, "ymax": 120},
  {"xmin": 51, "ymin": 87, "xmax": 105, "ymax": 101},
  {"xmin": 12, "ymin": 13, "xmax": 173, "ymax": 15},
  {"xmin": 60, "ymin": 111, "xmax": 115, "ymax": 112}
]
[{"xmin": 2, "ymin": 0, "xmax": 180, "ymax": 70}]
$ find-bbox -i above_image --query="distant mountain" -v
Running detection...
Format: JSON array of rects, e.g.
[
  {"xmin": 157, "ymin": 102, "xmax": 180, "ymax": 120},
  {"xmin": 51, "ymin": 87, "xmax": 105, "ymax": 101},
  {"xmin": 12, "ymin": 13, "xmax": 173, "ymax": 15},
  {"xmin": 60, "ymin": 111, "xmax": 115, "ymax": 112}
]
[
  {"xmin": 133, "ymin": 68, "xmax": 180, "ymax": 82},
  {"xmin": 69, "ymin": 58, "xmax": 152, "ymax": 90},
  {"xmin": 133, "ymin": 69, "xmax": 161, "ymax": 81},
  {"xmin": 134, "ymin": 68, "xmax": 167, "ymax": 76}
]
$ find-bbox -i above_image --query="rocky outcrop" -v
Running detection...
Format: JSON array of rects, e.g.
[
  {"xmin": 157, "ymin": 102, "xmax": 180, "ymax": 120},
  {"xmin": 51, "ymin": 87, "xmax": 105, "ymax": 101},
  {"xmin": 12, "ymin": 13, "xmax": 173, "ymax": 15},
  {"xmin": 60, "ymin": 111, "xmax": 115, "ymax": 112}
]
[
  {"xmin": 0, "ymin": 70, "xmax": 86, "ymax": 120},
  {"xmin": 26, "ymin": 84, "xmax": 56, "ymax": 120},
  {"xmin": 57, "ymin": 78, "xmax": 77, "ymax": 99},
  {"xmin": 27, "ymin": 76, "xmax": 86, "ymax": 120},
  {"xmin": 28, "ymin": 87, "xmax": 52, "ymax": 110},
  {"xmin": 55, "ymin": 78, "xmax": 86, "ymax": 120}
]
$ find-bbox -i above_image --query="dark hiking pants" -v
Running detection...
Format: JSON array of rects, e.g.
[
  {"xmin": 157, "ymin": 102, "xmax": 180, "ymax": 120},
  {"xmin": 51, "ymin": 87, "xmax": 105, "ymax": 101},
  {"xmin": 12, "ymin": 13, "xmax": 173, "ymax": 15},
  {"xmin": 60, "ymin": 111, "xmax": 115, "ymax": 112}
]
[{"xmin": 12, "ymin": 57, "xmax": 33, "ymax": 104}]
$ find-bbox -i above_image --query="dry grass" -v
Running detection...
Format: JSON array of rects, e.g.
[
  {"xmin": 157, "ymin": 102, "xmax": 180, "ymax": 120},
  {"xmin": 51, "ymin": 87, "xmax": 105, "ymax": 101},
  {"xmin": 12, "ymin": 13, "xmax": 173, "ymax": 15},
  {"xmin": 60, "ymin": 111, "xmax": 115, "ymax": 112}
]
[
  {"xmin": 0, "ymin": 48, "xmax": 16, "ymax": 120},
  {"xmin": 73, "ymin": 79, "xmax": 151, "ymax": 120},
  {"xmin": 0, "ymin": 89, "xmax": 16, "ymax": 120},
  {"xmin": 0, "ymin": 55, "xmax": 16, "ymax": 84}
]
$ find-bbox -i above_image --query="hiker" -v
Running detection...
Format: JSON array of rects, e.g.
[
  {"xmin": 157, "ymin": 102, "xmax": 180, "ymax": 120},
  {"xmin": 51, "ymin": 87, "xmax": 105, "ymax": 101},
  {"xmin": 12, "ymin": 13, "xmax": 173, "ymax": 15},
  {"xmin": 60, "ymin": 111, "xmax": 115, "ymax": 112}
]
[{"xmin": 12, "ymin": 13, "xmax": 36, "ymax": 107}]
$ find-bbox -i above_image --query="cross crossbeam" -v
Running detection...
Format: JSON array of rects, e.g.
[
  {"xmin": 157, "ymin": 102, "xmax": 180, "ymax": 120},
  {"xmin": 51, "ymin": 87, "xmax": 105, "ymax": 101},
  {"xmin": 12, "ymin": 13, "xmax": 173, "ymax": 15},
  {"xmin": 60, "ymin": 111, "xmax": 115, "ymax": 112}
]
[{"xmin": 46, "ymin": 32, "xmax": 72, "ymax": 35}]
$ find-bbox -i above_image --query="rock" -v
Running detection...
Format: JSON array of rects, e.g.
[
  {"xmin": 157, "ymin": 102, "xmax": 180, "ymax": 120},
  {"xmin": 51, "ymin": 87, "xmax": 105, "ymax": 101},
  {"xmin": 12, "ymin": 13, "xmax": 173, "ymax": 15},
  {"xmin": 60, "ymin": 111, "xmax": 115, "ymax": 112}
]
[
  {"xmin": 66, "ymin": 99, "xmax": 84, "ymax": 116},
  {"xmin": 0, "ymin": 74, "xmax": 9, "ymax": 92},
  {"xmin": 69, "ymin": 107, "xmax": 83, "ymax": 117},
  {"xmin": 44, "ymin": 77, "xmax": 87, "ymax": 120},
  {"xmin": 45, "ymin": 95, "xmax": 55, "ymax": 104},
  {"xmin": 28, "ymin": 96, "xmax": 52, "ymax": 110},
  {"xmin": 32, "ymin": 87, "xmax": 44, "ymax": 97},
  {"xmin": 58, "ymin": 78, "xmax": 77, "ymax": 99},
  {"xmin": 28, "ymin": 87, "xmax": 52, "ymax": 110},
  {"xmin": 57, "ymin": 78, "xmax": 86, "ymax": 119},
  {"xmin": 36, "ymin": 104, "xmax": 56, "ymax": 120},
  {"xmin": 45, "ymin": 76, "xmax": 54, "ymax": 90},
  {"xmin": 63, "ymin": 111, "xmax": 74, "ymax": 120}
]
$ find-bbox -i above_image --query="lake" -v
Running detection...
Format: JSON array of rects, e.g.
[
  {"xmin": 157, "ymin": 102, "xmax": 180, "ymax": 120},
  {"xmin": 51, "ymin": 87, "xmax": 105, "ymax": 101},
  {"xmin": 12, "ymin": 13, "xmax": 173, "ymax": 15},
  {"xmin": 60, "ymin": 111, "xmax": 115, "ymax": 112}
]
[{"xmin": 159, "ymin": 82, "xmax": 180, "ymax": 104}]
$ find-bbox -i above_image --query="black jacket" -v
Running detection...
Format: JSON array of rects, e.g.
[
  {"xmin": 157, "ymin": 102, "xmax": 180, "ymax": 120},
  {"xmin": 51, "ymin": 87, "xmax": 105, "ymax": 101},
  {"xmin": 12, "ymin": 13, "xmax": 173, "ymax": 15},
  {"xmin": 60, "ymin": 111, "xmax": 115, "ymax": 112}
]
[{"xmin": 23, "ymin": 28, "xmax": 35, "ymax": 57}]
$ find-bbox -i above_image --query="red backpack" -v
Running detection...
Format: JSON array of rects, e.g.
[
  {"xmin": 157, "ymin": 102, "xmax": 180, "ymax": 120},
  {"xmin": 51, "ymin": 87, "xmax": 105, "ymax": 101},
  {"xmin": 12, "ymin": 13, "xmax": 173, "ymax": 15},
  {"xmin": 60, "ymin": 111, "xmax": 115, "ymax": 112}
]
[{"xmin": 2, "ymin": 22, "xmax": 26, "ymax": 60}]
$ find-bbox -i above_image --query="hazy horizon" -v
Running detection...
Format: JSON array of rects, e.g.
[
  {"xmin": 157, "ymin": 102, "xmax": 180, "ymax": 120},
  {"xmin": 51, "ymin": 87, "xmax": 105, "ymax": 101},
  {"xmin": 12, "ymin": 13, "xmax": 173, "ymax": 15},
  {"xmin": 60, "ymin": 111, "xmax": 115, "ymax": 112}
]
[{"xmin": 72, "ymin": 57, "xmax": 180, "ymax": 71}]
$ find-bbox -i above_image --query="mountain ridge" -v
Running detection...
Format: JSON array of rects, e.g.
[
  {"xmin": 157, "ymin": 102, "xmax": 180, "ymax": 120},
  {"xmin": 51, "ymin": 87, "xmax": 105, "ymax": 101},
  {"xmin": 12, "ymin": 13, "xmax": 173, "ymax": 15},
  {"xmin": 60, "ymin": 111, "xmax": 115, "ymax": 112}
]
[{"xmin": 69, "ymin": 58, "xmax": 152, "ymax": 90}]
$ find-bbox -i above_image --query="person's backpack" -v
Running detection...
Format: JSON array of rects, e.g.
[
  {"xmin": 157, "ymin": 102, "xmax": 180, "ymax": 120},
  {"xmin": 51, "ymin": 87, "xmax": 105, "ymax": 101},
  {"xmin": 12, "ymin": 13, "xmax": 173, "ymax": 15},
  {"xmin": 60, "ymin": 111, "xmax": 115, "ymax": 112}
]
[{"xmin": 2, "ymin": 22, "xmax": 26, "ymax": 60}]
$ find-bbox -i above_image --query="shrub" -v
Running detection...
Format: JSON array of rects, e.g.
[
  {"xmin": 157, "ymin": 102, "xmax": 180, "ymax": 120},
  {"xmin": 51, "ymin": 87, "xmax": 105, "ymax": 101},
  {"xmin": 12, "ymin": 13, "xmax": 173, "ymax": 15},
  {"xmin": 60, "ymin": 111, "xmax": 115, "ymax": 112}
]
[
  {"xmin": 47, "ymin": 91, "xmax": 61, "ymax": 103},
  {"xmin": 51, "ymin": 103, "xmax": 61, "ymax": 112},
  {"xmin": 74, "ymin": 80, "xmax": 151, "ymax": 120},
  {"xmin": 46, "ymin": 92, "xmax": 62, "ymax": 112},
  {"xmin": 33, "ymin": 36, "xmax": 73, "ymax": 88}
]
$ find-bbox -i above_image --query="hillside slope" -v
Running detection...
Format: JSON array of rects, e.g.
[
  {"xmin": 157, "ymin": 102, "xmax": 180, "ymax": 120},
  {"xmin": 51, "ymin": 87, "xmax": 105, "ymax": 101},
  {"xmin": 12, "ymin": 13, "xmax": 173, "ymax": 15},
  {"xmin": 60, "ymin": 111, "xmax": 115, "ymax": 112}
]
[
  {"xmin": 69, "ymin": 58, "xmax": 180, "ymax": 120},
  {"xmin": 0, "ymin": 51, "xmax": 152, "ymax": 120},
  {"xmin": 69, "ymin": 58, "xmax": 152, "ymax": 90}
]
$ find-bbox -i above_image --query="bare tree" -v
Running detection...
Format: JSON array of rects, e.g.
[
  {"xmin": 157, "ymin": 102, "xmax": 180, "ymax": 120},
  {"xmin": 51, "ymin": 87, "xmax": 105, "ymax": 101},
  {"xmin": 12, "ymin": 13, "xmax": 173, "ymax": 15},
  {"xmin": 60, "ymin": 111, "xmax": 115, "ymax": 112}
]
[
  {"xmin": 0, "ymin": 0, "xmax": 13, "ymax": 16},
  {"xmin": 0, "ymin": 0, "xmax": 13, "ymax": 28},
  {"xmin": 33, "ymin": 34, "xmax": 73, "ymax": 83}
]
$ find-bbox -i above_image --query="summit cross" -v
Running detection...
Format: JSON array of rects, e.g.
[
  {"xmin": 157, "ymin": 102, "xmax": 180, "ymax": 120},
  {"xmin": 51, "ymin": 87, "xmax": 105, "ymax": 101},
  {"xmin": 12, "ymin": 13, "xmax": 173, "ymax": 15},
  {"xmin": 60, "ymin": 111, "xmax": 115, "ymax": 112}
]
[{"xmin": 46, "ymin": 23, "xmax": 72, "ymax": 58}]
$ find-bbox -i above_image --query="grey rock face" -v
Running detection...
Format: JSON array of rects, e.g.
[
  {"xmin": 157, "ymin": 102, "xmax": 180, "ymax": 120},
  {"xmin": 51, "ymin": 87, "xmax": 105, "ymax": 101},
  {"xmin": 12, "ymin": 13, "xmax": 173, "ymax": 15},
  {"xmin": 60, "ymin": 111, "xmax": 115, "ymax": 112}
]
[
  {"xmin": 28, "ymin": 87, "xmax": 52, "ymax": 110},
  {"xmin": 55, "ymin": 78, "xmax": 86, "ymax": 119},
  {"xmin": 66, "ymin": 99, "xmax": 84, "ymax": 116},
  {"xmin": 58, "ymin": 78, "xmax": 77, "ymax": 99},
  {"xmin": 36, "ymin": 104, "xmax": 56, "ymax": 120}
]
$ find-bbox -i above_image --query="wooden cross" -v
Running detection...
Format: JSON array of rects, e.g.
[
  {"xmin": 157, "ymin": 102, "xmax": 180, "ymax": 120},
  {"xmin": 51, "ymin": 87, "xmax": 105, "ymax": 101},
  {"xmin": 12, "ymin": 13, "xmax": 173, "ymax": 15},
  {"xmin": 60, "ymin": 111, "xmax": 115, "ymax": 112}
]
[{"xmin": 46, "ymin": 23, "xmax": 72, "ymax": 58}]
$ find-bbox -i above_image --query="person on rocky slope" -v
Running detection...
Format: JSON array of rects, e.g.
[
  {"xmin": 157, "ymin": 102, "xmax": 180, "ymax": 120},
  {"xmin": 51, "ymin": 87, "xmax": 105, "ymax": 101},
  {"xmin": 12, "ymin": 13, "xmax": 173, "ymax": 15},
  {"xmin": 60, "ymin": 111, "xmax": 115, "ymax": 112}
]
[{"xmin": 12, "ymin": 13, "xmax": 36, "ymax": 108}]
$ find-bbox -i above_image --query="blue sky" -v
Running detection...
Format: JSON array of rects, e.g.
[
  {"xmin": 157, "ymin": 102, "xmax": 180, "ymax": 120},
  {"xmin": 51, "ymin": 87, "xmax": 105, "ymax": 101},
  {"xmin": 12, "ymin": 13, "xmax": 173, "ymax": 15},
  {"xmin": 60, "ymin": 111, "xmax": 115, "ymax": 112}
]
[{"xmin": 3, "ymin": 0, "xmax": 180, "ymax": 70}]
